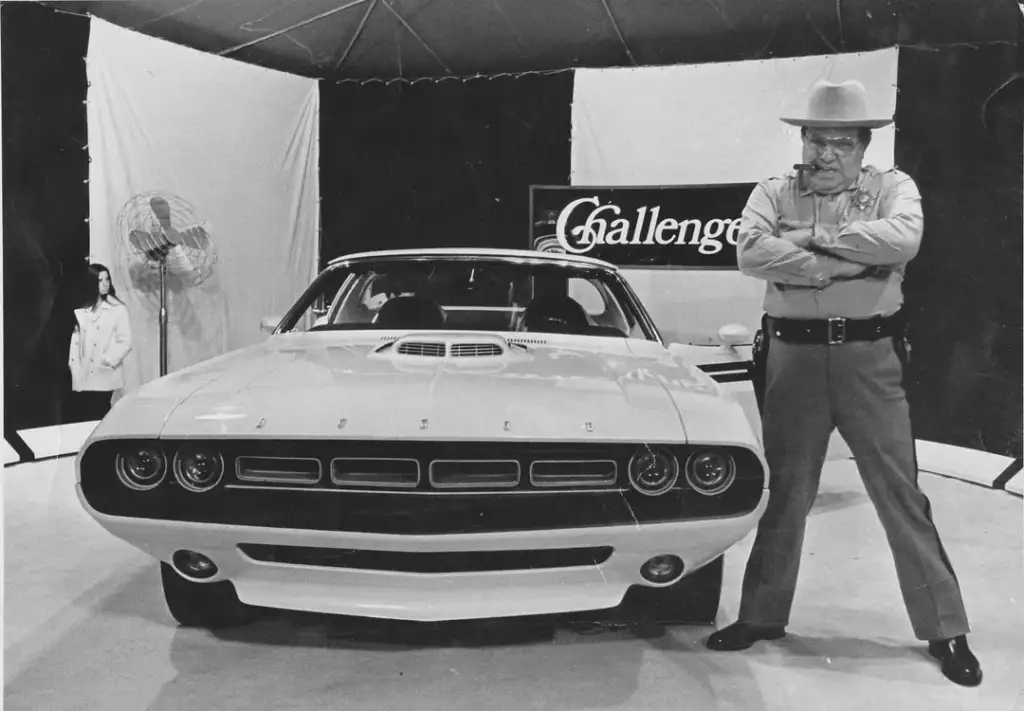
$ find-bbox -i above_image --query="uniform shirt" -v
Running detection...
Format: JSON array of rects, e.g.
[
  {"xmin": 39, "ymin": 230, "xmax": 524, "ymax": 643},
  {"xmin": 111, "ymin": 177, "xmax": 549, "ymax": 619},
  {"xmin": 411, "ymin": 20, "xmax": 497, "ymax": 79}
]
[{"xmin": 736, "ymin": 165, "xmax": 924, "ymax": 319}]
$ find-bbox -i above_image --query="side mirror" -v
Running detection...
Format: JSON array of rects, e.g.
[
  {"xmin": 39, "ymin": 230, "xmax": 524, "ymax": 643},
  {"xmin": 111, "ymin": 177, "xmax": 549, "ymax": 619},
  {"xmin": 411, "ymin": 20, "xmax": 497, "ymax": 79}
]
[
  {"xmin": 260, "ymin": 316, "xmax": 282, "ymax": 334},
  {"xmin": 718, "ymin": 323, "xmax": 751, "ymax": 347}
]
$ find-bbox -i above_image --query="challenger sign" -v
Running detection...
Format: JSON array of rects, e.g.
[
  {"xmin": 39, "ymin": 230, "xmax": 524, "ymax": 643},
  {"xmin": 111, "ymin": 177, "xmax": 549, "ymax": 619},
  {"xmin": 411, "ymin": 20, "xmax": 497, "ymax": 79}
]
[{"xmin": 529, "ymin": 184, "xmax": 756, "ymax": 268}]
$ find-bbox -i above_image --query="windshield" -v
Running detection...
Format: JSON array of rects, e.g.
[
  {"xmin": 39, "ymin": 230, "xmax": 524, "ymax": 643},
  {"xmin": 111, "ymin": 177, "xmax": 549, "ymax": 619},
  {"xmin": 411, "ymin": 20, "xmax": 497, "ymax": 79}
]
[{"xmin": 279, "ymin": 257, "xmax": 657, "ymax": 340}]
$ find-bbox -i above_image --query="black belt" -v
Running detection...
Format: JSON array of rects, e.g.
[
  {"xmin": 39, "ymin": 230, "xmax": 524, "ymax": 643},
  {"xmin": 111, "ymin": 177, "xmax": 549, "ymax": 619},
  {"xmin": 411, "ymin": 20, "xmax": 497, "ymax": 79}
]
[{"xmin": 766, "ymin": 314, "xmax": 904, "ymax": 345}]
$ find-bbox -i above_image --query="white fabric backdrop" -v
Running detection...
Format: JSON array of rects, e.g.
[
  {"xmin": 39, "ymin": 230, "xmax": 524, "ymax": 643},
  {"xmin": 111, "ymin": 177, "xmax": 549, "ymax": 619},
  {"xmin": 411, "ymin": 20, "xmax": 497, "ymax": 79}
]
[
  {"xmin": 570, "ymin": 48, "xmax": 900, "ymax": 344},
  {"xmin": 86, "ymin": 18, "xmax": 320, "ymax": 393}
]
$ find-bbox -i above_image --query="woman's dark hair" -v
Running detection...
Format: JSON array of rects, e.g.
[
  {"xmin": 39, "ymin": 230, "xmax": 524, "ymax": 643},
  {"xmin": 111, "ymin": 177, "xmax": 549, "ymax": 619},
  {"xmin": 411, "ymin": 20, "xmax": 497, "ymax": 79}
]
[{"xmin": 79, "ymin": 262, "xmax": 123, "ymax": 308}]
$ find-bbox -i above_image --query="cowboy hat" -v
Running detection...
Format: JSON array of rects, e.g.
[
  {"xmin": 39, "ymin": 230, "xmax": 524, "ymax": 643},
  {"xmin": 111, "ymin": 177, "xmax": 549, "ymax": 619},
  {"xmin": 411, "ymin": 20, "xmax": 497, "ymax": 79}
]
[{"xmin": 780, "ymin": 79, "xmax": 893, "ymax": 128}]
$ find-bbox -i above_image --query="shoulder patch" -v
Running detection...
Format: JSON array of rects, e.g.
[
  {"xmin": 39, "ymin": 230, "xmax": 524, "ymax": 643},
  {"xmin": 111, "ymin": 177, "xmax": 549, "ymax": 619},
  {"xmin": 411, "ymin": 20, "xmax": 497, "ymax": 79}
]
[
  {"xmin": 866, "ymin": 164, "xmax": 909, "ymax": 180},
  {"xmin": 877, "ymin": 167, "xmax": 916, "ymax": 190},
  {"xmin": 759, "ymin": 172, "xmax": 798, "ymax": 201}
]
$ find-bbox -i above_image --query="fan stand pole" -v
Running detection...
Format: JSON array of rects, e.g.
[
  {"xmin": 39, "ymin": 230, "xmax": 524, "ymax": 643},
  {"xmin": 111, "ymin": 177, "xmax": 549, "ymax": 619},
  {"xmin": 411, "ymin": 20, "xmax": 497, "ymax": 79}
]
[{"xmin": 159, "ymin": 259, "xmax": 168, "ymax": 377}]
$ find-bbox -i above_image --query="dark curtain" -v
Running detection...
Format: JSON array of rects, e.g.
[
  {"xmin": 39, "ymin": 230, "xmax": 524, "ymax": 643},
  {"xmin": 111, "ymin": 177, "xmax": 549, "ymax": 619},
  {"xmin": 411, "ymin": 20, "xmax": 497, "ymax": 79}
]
[
  {"xmin": 317, "ymin": 73, "xmax": 574, "ymax": 262},
  {"xmin": 895, "ymin": 43, "xmax": 1023, "ymax": 458},
  {"xmin": 2, "ymin": 2, "xmax": 92, "ymax": 433}
]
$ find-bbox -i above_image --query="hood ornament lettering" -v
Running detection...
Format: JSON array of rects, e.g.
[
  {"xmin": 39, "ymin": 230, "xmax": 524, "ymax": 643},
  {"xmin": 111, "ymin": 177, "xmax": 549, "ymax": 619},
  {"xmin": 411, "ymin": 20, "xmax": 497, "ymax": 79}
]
[
  {"xmin": 337, "ymin": 418, "xmax": 347, "ymax": 430},
  {"xmin": 584, "ymin": 421, "xmax": 594, "ymax": 433},
  {"xmin": 503, "ymin": 420, "xmax": 512, "ymax": 432},
  {"xmin": 420, "ymin": 419, "xmax": 429, "ymax": 430}
]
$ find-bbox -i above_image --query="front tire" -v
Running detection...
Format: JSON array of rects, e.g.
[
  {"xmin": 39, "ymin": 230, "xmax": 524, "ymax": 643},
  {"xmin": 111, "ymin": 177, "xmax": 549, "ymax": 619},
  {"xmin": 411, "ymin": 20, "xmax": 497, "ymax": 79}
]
[
  {"xmin": 623, "ymin": 555, "xmax": 724, "ymax": 626},
  {"xmin": 160, "ymin": 562, "xmax": 253, "ymax": 628}
]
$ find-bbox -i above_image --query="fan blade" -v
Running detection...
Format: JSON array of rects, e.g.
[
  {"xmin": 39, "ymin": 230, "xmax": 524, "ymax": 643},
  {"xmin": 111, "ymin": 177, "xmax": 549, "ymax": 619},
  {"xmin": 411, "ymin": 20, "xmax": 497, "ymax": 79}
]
[
  {"xmin": 165, "ymin": 246, "xmax": 198, "ymax": 277},
  {"xmin": 179, "ymin": 225, "xmax": 209, "ymax": 251},
  {"xmin": 149, "ymin": 196, "xmax": 183, "ymax": 245},
  {"xmin": 128, "ymin": 229, "xmax": 171, "ymax": 261}
]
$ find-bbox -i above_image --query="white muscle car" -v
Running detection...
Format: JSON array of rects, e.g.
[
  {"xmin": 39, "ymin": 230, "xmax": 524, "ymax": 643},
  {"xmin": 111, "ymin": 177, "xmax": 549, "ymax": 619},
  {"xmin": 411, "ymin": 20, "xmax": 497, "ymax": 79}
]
[{"xmin": 76, "ymin": 248, "xmax": 769, "ymax": 629}]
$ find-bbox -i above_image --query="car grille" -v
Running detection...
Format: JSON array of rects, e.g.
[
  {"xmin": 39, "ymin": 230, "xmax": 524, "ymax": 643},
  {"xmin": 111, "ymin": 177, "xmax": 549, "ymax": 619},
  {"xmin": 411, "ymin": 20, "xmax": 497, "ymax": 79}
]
[
  {"xmin": 225, "ymin": 444, "xmax": 630, "ymax": 493},
  {"xmin": 79, "ymin": 440, "xmax": 766, "ymax": 533},
  {"xmin": 242, "ymin": 455, "xmax": 617, "ymax": 491},
  {"xmin": 236, "ymin": 456, "xmax": 322, "ymax": 484},
  {"xmin": 331, "ymin": 458, "xmax": 421, "ymax": 488},
  {"xmin": 237, "ymin": 544, "xmax": 613, "ymax": 573},
  {"xmin": 530, "ymin": 460, "xmax": 618, "ymax": 488},
  {"xmin": 429, "ymin": 460, "xmax": 520, "ymax": 489}
]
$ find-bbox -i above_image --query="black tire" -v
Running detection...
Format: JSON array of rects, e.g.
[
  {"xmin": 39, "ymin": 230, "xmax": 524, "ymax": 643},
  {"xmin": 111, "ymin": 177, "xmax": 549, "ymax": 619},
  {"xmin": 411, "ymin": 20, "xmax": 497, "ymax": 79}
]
[
  {"xmin": 622, "ymin": 555, "xmax": 724, "ymax": 626},
  {"xmin": 160, "ymin": 562, "xmax": 254, "ymax": 628}
]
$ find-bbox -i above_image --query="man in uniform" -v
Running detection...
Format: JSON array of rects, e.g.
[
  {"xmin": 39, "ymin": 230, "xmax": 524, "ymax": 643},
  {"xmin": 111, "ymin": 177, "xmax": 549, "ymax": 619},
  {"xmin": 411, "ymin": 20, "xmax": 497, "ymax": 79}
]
[{"xmin": 705, "ymin": 79, "xmax": 982, "ymax": 688}]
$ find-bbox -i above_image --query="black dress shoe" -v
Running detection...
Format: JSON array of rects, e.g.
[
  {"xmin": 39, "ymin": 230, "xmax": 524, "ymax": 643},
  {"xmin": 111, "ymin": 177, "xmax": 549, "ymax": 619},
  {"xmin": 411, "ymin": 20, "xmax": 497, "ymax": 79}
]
[
  {"xmin": 706, "ymin": 621, "xmax": 786, "ymax": 651},
  {"xmin": 927, "ymin": 635, "xmax": 982, "ymax": 687}
]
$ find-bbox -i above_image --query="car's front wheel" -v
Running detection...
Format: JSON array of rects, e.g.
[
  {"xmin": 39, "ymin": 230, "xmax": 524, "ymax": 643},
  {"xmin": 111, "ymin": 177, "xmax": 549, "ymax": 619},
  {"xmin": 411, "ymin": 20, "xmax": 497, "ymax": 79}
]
[
  {"xmin": 160, "ymin": 562, "xmax": 254, "ymax": 628},
  {"xmin": 623, "ymin": 555, "xmax": 724, "ymax": 626}
]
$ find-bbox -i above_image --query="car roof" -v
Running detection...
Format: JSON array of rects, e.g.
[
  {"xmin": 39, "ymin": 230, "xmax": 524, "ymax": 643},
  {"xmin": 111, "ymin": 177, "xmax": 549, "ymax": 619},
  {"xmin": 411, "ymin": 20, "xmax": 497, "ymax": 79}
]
[{"xmin": 325, "ymin": 247, "xmax": 617, "ymax": 270}]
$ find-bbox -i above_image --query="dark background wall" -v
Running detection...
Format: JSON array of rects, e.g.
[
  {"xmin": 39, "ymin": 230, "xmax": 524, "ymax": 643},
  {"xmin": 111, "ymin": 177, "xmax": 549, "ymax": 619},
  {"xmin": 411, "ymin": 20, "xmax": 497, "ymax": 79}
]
[
  {"xmin": 3, "ymin": 2, "xmax": 91, "ymax": 438},
  {"xmin": 895, "ymin": 45, "xmax": 1023, "ymax": 457},
  {"xmin": 318, "ymin": 74, "xmax": 575, "ymax": 257}
]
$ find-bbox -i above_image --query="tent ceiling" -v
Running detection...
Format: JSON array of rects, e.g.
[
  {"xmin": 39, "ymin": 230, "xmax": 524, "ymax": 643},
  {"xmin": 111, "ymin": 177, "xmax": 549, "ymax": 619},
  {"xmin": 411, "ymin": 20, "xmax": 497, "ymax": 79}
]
[{"xmin": 50, "ymin": 0, "xmax": 1019, "ymax": 82}]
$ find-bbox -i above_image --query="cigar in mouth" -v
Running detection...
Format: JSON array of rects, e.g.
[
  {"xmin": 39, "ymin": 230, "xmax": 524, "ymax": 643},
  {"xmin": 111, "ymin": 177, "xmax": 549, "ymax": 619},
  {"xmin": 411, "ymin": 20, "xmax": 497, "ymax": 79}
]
[{"xmin": 793, "ymin": 163, "xmax": 819, "ymax": 171}]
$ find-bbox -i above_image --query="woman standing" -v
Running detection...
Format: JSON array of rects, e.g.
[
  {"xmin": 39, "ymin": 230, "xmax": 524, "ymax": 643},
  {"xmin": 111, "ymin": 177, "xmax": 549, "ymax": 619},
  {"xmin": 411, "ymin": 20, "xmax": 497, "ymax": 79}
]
[{"xmin": 68, "ymin": 263, "xmax": 133, "ymax": 422}]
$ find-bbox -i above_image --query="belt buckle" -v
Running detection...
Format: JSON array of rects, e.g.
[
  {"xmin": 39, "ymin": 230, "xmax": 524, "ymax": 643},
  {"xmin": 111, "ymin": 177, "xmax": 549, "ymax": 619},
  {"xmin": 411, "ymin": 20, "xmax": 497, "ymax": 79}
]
[{"xmin": 827, "ymin": 317, "xmax": 847, "ymax": 345}]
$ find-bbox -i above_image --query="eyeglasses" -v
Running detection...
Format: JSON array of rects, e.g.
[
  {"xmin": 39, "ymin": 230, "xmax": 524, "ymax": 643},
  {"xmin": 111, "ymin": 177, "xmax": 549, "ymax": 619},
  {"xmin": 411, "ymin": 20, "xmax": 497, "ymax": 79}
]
[{"xmin": 802, "ymin": 135, "xmax": 860, "ymax": 156}]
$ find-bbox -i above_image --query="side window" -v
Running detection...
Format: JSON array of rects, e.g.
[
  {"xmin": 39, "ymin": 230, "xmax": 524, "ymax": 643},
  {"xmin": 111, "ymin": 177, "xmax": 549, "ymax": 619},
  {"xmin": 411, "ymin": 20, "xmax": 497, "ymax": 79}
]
[
  {"xmin": 568, "ymin": 278, "xmax": 606, "ymax": 316},
  {"xmin": 288, "ymin": 303, "xmax": 320, "ymax": 333},
  {"xmin": 331, "ymin": 274, "xmax": 378, "ymax": 326},
  {"xmin": 289, "ymin": 291, "xmax": 334, "ymax": 333},
  {"xmin": 280, "ymin": 271, "xmax": 353, "ymax": 333}
]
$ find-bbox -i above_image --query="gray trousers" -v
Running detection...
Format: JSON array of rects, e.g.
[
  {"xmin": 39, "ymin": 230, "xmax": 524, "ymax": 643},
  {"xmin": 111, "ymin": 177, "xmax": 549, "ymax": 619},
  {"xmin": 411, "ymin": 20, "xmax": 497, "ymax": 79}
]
[{"xmin": 738, "ymin": 335, "xmax": 971, "ymax": 641}]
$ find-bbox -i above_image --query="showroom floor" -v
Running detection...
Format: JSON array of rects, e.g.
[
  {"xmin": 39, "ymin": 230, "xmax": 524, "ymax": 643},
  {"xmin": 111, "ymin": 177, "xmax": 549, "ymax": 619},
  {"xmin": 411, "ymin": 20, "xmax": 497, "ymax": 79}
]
[{"xmin": 4, "ymin": 456, "xmax": 1022, "ymax": 711}]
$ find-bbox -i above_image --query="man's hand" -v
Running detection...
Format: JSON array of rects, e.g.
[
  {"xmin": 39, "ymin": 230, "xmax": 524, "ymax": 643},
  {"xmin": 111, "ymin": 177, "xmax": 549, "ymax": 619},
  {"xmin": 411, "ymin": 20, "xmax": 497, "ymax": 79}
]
[
  {"xmin": 779, "ymin": 221, "xmax": 843, "ymax": 254},
  {"xmin": 778, "ymin": 226, "xmax": 815, "ymax": 249},
  {"xmin": 830, "ymin": 260, "xmax": 873, "ymax": 280},
  {"xmin": 832, "ymin": 261, "xmax": 893, "ymax": 281}
]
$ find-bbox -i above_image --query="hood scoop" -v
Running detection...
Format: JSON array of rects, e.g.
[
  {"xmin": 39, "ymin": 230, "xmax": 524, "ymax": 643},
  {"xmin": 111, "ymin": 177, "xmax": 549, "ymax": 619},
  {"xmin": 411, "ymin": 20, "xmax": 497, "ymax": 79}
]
[{"xmin": 369, "ymin": 333, "xmax": 528, "ymax": 362}]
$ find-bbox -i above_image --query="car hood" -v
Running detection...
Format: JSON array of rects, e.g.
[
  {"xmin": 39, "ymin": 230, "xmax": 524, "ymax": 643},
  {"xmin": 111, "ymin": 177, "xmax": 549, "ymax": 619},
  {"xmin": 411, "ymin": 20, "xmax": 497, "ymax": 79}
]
[{"xmin": 93, "ymin": 332, "xmax": 742, "ymax": 444}]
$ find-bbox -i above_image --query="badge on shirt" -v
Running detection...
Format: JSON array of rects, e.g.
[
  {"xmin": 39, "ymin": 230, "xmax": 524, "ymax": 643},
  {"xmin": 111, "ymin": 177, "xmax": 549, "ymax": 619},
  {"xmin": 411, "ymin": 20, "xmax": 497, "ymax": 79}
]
[{"xmin": 852, "ymin": 189, "xmax": 879, "ymax": 211}]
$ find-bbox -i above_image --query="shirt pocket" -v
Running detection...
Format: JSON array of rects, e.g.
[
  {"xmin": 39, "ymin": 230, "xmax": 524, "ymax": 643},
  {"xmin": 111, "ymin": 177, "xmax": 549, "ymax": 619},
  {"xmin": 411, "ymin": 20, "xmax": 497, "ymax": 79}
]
[{"xmin": 844, "ymin": 186, "xmax": 883, "ymax": 223}]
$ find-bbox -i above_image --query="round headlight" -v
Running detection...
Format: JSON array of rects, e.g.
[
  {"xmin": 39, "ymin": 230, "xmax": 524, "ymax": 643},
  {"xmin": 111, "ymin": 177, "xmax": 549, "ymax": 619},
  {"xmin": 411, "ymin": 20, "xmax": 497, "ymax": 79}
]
[
  {"xmin": 627, "ymin": 447, "xmax": 680, "ymax": 496},
  {"xmin": 115, "ymin": 447, "xmax": 167, "ymax": 491},
  {"xmin": 173, "ymin": 445, "xmax": 225, "ymax": 493},
  {"xmin": 685, "ymin": 451, "xmax": 736, "ymax": 496}
]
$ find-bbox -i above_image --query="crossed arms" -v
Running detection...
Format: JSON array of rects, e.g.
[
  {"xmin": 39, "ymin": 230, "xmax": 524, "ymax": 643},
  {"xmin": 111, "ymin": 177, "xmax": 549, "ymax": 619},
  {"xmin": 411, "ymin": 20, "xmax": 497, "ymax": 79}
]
[{"xmin": 736, "ymin": 172, "xmax": 924, "ymax": 288}]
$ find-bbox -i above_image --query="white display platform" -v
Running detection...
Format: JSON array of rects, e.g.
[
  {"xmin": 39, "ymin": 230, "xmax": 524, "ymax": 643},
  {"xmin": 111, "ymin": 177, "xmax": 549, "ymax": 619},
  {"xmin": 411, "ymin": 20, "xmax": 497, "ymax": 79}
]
[
  {"xmin": 915, "ymin": 440, "xmax": 1019, "ymax": 492},
  {"xmin": 17, "ymin": 422, "xmax": 99, "ymax": 461}
]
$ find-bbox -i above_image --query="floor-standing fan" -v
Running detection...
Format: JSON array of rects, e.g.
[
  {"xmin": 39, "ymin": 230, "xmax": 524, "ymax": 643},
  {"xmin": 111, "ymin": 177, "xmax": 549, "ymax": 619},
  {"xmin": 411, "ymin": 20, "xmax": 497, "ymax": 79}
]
[{"xmin": 116, "ymin": 193, "xmax": 218, "ymax": 377}]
